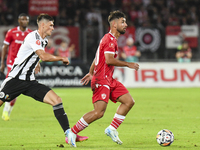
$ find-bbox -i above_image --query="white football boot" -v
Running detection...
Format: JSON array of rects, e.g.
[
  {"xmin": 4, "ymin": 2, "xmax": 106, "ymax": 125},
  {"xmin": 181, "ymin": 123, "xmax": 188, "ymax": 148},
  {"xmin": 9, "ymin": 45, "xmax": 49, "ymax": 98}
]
[
  {"xmin": 105, "ymin": 126, "xmax": 123, "ymax": 145},
  {"xmin": 65, "ymin": 129, "xmax": 77, "ymax": 147}
]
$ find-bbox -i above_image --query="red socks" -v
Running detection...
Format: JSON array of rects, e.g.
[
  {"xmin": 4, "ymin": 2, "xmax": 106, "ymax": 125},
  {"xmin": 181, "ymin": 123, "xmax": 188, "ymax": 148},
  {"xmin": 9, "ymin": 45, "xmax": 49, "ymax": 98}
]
[
  {"xmin": 71, "ymin": 113, "xmax": 125, "ymax": 134},
  {"xmin": 71, "ymin": 117, "xmax": 89, "ymax": 134},
  {"xmin": 110, "ymin": 113, "xmax": 125, "ymax": 129}
]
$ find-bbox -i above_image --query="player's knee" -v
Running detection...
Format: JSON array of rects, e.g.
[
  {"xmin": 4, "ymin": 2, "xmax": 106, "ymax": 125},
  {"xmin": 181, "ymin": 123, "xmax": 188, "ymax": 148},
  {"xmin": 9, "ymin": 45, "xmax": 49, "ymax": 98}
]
[
  {"xmin": 50, "ymin": 96, "xmax": 62, "ymax": 106},
  {"xmin": 55, "ymin": 96, "xmax": 62, "ymax": 104},
  {"xmin": 94, "ymin": 111, "xmax": 105, "ymax": 119},
  {"xmin": 127, "ymin": 98, "xmax": 135, "ymax": 108}
]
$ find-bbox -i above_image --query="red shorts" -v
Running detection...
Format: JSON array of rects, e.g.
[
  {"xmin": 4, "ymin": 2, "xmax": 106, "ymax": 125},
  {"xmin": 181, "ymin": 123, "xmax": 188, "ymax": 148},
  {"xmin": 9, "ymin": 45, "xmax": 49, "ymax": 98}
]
[{"xmin": 91, "ymin": 79, "xmax": 129, "ymax": 103}]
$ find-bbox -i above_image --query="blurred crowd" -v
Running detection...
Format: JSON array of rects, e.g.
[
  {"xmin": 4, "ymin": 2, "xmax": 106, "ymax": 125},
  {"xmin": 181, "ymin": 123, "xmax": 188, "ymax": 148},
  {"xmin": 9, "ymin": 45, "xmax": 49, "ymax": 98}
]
[
  {"xmin": 0, "ymin": 0, "xmax": 200, "ymax": 28},
  {"xmin": 0, "ymin": 0, "xmax": 199, "ymax": 63}
]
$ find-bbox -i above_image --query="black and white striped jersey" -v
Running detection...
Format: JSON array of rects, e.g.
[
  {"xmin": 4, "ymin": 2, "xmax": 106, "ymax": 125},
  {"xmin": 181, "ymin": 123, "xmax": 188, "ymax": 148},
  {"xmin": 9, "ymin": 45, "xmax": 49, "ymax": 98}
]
[{"xmin": 8, "ymin": 30, "xmax": 48, "ymax": 81}]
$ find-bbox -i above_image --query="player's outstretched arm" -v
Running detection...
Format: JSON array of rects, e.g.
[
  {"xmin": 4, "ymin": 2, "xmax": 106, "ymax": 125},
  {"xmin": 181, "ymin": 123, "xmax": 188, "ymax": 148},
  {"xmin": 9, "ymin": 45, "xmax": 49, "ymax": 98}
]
[
  {"xmin": 105, "ymin": 53, "xmax": 139, "ymax": 71},
  {"xmin": 36, "ymin": 49, "xmax": 69, "ymax": 65}
]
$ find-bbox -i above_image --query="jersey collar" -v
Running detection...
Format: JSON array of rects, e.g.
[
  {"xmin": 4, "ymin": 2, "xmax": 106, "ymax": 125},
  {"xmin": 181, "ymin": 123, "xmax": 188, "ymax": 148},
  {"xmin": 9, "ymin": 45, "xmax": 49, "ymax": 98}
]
[
  {"xmin": 17, "ymin": 26, "xmax": 28, "ymax": 32},
  {"xmin": 36, "ymin": 30, "xmax": 47, "ymax": 40},
  {"xmin": 109, "ymin": 31, "xmax": 117, "ymax": 40}
]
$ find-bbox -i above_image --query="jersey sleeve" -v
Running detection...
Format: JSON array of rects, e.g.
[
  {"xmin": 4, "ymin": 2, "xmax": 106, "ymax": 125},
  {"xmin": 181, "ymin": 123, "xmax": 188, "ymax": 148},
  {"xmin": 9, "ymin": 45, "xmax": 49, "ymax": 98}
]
[{"xmin": 4, "ymin": 29, "xmax": 12, "ymax": 45}]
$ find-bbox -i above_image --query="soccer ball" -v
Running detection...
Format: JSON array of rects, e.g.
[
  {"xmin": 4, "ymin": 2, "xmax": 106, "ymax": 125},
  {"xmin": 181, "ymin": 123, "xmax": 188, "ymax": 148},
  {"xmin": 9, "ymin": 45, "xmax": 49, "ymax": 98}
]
[{"xmin": 156, "ymin": 129, "xmax": 174, "ymax": 146}]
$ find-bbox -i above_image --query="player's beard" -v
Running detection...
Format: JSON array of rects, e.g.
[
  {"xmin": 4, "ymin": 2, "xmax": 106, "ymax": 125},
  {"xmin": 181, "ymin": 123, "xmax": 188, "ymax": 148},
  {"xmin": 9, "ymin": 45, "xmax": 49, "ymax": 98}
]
[
  {"xmin": 21, "ymin": 23, "xmax": 28, "ymax": 29},
  {"xmin": 117, "ymin": 28, "xmax": 126, "ymax": 34},
  {"xmin": 22, "ymin": 26, "xmax": 27, "ymax": 30}
]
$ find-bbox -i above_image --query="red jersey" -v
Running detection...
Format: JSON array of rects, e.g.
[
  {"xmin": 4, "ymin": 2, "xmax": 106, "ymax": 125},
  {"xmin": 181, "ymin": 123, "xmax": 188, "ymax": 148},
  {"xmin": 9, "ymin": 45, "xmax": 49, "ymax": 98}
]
[
  {"xmin": 4, "ymin": 26, "xmax": 32, "ymax": 68},
  {"xmin": 123, "ymin": 45, "xmax": 137, "ymax": 56},
  {"xmin": 92, "ymin": 32, "xmax": 118, "ymax": 85}
]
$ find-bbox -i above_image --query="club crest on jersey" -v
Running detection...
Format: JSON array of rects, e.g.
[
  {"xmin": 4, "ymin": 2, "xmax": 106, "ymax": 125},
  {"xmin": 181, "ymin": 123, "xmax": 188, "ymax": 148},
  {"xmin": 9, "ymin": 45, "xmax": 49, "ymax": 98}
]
[
  {"xmin": 0, "ymin": 92, "xmax": 5, "ymax": 98},
  {"xmin": 36, "ymin": 40, "xmax": 41, "ymax": 45},
  {"xmin": 109, "ymin": 43, "xmax": 115, "ymax": 49},
  {"xmin": 101, "ymin": 93, "xmax": 106, "ymax": 99}
]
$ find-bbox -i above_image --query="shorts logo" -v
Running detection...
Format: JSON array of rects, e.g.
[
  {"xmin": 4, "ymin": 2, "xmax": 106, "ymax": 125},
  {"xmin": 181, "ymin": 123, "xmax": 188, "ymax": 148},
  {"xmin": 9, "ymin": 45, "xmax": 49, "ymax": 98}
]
[
  {"xmin": 36, "ymin": 40, "xmax": 41, "ymax": 45},
  {"xmin": 101, "ymin": 93, "xmax": 106, "ymax": 99},
  {"xmin": 95, "ymin": 84, "xmax": 101, "ymax": 88},
  {"xmin": 0, "ymin": 92, "xmax": 5, "ymax": 98}
]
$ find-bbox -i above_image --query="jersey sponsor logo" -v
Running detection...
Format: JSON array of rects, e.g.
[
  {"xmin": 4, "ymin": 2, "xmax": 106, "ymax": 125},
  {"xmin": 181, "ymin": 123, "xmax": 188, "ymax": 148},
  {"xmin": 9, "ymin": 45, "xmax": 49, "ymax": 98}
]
[
  {"xmin": 0, "ymin": 92, "xmax": 5, "ymax": 98},
  {"xmin": 36, "ymin": 40, "xmax": 41, "ymax": 45},
  {"xmin": 101, "ymin": 93, "xmax": 106, "ymax": 99},
  {"xmin": 15, "ymin": 40, "xmax": 23, "ymax": 44}
]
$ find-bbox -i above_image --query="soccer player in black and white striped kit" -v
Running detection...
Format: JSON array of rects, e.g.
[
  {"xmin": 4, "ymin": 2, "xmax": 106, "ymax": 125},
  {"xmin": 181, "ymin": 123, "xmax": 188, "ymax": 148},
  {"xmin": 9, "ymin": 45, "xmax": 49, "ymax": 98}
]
[{"xmin": 0, "ymin": 14, "xmax": 88, "ymax": 146}]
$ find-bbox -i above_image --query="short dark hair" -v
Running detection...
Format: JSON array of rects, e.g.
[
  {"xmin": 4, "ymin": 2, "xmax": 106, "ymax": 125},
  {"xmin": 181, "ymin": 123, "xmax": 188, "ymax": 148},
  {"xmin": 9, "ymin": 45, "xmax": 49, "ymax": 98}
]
[
  {"xmin": 37, "ymin": 14, "xmax": 54, "ymax": 24},
  {"xmin": 108, "ymin": 10, "xmax": 126, "ymax": 23},
  {"xmin": 18, "ymin": 13, "xmax": 28, "ymax": 18}
]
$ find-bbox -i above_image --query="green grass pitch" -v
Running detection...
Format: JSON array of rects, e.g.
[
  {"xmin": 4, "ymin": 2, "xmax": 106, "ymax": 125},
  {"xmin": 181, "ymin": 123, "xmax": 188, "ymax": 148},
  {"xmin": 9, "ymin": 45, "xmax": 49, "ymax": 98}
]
[{"xmin": 0, "ymin": 87, "xmax": 199, "ymax": 150}]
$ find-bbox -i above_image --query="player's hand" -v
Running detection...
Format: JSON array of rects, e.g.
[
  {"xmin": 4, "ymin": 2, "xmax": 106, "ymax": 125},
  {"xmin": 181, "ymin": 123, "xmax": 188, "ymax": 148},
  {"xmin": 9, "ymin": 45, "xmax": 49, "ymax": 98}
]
[
  {"xmin": 128, "ymin": 62, "xmax": 139, "ymax": 71},
  {"xmin": 62, "ymin": 57, "xmax": 70, "ymax": 65},
  {"xmin": 81, "ymin": 73, "xmax": 93, "ymax": 85}
]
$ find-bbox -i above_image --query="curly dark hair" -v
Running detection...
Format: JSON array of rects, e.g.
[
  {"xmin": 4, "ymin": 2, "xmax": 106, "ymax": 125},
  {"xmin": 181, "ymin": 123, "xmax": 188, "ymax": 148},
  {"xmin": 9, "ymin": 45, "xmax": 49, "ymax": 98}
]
[
  {"xmin": 18, "ymin": 13, "xmax": 28, "ymax": 18},
  {"xmin": 108, "ymin": 10, "xmax": 126, "ymax": 23}
]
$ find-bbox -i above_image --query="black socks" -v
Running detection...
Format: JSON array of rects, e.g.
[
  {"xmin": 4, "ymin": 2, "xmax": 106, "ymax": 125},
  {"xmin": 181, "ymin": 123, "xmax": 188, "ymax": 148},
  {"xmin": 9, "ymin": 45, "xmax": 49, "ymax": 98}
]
[{"xmin": 53, "ymin": 103, "xmax": 70, "ymax": 132}]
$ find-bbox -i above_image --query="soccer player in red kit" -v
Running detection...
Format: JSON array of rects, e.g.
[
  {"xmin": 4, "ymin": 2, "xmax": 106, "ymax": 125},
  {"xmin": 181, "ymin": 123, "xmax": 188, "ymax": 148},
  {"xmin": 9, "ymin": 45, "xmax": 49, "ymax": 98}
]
[
  {"xmin": 66, "ymin": 10, "xmax": 139, "ymax": 147},
  {"xmin": 0, "ymin": 13, "xmax": 32, "ymax": 121}
]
